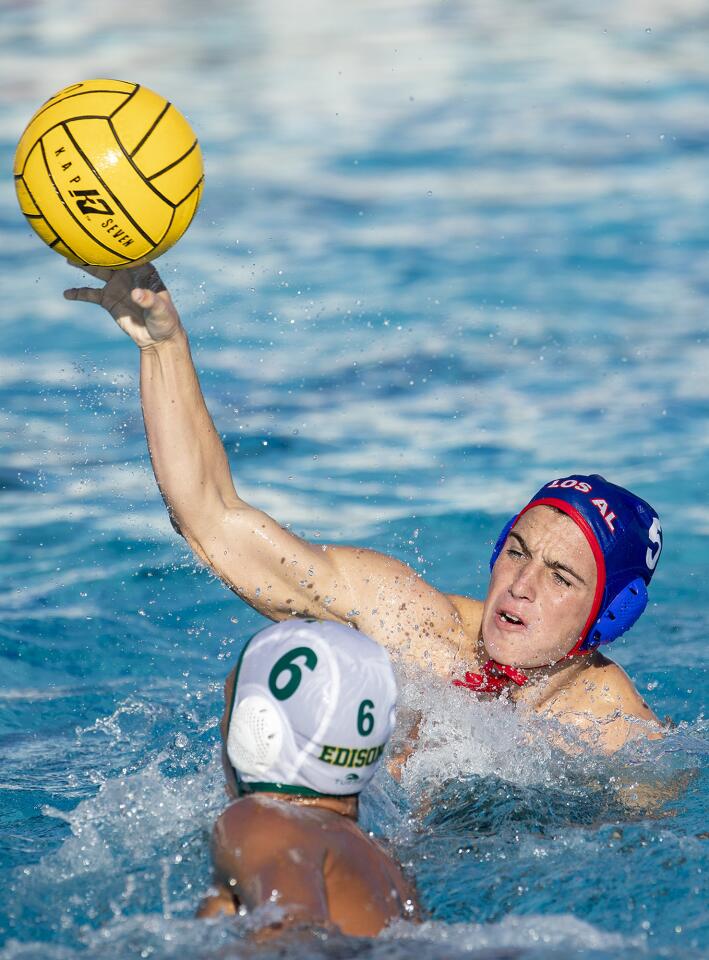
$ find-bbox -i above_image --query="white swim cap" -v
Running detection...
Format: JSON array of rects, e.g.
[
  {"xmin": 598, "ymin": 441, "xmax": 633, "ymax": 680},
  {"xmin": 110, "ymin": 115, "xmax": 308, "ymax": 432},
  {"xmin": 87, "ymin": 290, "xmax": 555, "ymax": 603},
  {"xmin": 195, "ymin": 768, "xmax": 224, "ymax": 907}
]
[{"xmin": 226, "ymin": 619, "xmax": 397, "ymax": 797}]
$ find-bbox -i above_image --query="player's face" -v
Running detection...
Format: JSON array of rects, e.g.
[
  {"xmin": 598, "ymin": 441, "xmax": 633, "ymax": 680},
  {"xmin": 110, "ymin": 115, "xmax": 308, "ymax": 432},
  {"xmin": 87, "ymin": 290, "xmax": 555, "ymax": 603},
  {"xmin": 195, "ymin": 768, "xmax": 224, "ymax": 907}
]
[{"xmin": 481, "ymin": 506, "xmax": 598, "ymax": 668}]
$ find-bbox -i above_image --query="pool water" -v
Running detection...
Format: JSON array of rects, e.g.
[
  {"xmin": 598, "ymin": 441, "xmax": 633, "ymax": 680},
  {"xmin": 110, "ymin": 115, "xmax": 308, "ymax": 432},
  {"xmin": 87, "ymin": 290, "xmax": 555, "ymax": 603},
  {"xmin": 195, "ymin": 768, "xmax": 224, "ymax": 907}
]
[{"xmin": 1, "ymin": 1, "xmax": 707, "ymax": 957}]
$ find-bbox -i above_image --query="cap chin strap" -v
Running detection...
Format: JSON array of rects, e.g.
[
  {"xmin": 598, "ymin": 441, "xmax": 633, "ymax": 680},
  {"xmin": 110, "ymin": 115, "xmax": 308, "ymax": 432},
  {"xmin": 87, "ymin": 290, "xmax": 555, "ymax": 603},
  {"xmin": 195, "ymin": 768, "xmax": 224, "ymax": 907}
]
[{"xmin": 453, "ymin": 659, "xmax": 528, "ymax": 694}]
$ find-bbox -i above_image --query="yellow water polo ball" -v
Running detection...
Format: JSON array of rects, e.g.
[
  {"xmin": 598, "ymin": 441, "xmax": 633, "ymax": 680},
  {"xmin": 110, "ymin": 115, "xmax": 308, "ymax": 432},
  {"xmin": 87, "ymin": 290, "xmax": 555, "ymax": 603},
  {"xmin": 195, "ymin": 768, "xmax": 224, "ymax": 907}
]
[{"xmin": 13, "ymin": 79, "xmax": 204, "ymax": 268}]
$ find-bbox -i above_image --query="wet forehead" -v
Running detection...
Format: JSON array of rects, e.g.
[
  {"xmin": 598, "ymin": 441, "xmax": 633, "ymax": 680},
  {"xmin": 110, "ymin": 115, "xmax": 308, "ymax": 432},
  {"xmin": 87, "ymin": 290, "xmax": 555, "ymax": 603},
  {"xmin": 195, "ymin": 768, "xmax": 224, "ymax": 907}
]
[{"xmin": 512, "ymin": 505, "xmax": 597, "ymax": 579}]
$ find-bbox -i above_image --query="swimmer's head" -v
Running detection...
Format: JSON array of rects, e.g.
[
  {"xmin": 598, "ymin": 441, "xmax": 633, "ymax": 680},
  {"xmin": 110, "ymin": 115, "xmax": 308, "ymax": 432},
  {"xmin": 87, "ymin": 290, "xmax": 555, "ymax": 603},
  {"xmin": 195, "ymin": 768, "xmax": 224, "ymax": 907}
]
[
  {"xmin": 224, "ymin": 619, "xmax": 397, "ymax": 799},
  {"xmin": 483, "ymin": 475, "xmax": 662, "ymax": 667}
]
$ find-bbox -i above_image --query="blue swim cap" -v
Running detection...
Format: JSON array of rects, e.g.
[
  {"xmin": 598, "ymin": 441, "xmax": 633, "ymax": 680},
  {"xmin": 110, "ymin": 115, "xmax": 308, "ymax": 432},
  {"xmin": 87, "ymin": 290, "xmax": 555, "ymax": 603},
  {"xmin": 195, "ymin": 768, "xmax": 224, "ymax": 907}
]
[{"xmin": 490, "ymin": 475, "xmax": 662, "ymax": 654}]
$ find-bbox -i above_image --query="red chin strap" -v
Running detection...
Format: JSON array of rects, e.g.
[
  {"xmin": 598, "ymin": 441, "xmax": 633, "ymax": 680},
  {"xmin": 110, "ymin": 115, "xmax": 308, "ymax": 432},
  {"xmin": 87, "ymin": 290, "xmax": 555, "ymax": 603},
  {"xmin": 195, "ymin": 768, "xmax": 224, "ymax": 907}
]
[{"xmin": 453, "ymin": 659, "xmax": 529, "ymax": 695}]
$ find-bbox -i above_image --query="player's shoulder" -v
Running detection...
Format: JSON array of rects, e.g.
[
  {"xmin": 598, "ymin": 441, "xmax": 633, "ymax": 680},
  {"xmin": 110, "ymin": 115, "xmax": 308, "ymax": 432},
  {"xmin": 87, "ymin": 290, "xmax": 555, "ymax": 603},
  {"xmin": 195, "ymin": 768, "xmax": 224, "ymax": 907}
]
[
  {"xmin": 446, "ymin": 593, "xmax": 484, "ymax": 631},
  {"xmin": 543, "ymin": 653, "xmax": 662, "ymax": 753},
  {"xmin": 443, "ymin": 594, "xmax": 485, "ymax": 666},
  {"xmin": 574, "ymin": 652, "xmax": 655, "ymax": 715},
  {"xmin": 216, "ymin": 796, "xmax": 299, "ymax": 841}
]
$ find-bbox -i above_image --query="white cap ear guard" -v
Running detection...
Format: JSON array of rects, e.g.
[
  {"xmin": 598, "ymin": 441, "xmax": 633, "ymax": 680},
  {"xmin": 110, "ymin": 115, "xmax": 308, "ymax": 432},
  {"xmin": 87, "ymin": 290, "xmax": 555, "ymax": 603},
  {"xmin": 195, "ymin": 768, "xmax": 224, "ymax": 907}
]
[
  {"xmin": 227, "ymin": 695, "xmax": 284, "ymax": 776},
  {"xmin": 226, "ymin": 619, "xmax": 397, "ymax": 797}
]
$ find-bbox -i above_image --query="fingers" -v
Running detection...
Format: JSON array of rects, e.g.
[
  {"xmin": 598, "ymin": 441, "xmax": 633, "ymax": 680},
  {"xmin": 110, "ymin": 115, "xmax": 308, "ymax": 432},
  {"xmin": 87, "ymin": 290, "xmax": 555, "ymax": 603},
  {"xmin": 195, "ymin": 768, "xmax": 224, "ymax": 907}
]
[
  {"xmin": 131, "ymin": 287, "xmax": 156, "ymax": 309},
  {"xmin": 132, "ymin": 263, "xmax": 167, "ymax": 294},
  {"xmin": 130, "ymin": 286, "xmax": 173, "ymax": 319},
  {"xmin": 145, "ymin": 269, "xmax": 167, "ymax": 294},
  {"xmin": 65, "ymin": 259, "xmax": 113, "ymax": 283},
  {"xmin": 63, "ymin": 285, "xmax": 104, "ymax": 303},
  {"xmin": 64, "ymin": 257, "xmax": 166, "ymax": 293}
]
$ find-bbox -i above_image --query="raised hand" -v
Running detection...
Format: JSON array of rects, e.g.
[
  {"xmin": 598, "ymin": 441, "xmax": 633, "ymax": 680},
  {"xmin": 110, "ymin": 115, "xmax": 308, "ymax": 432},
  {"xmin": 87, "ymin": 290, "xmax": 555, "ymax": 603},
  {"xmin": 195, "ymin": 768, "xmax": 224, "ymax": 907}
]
[{"xmin": 63, "ymin": 261, "xmax": 182, "ymax": 349}]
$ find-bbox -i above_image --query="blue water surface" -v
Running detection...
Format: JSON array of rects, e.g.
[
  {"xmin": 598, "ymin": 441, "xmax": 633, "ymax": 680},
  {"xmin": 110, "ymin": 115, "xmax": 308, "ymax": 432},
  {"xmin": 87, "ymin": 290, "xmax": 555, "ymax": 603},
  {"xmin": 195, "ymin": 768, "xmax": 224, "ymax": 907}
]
[{"xmin": 0, "ymin": 1, "xmax": 707, "ymax": 958}]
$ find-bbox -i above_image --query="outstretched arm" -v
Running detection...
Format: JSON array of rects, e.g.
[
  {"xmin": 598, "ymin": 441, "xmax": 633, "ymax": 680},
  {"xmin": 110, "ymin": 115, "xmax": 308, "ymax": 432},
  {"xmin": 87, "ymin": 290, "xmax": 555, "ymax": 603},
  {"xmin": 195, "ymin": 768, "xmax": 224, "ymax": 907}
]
[
  {"xmin": 64, "ymin": 264, "xmax": 467, "ymax": 674},
  {"xmin": 65, "ymin": 262, "xmax": 238, "ymax": 545}
]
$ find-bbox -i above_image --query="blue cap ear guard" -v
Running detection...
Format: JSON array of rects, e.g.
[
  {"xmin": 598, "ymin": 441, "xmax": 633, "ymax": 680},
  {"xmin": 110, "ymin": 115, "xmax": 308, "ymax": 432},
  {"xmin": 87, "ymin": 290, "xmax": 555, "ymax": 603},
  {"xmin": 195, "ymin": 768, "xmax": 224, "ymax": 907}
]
[
  {"xmin": 581, "ymin": 577, "xmax": 648, "ymax": 650},
  {"xmin": 488, "ymin": 475, "xmax": 662, "ymax": 654}
]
